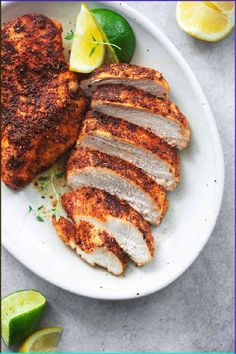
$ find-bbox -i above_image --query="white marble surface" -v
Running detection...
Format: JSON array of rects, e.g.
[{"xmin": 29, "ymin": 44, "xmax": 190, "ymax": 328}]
[{"xmin": 1, "ymin": 1, "xmax": 234, "ymax": 352}]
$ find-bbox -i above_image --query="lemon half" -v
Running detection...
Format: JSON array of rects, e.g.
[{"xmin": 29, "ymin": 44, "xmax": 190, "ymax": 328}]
[{"xmin": 176, "ymin": 1, "xmax": 235, "ymax": 42}]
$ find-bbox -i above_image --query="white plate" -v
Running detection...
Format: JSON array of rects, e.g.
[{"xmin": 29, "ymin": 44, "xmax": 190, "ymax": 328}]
[{"xmin": 2, "ymin": 1, "xmax": 224, "ymax": 300}]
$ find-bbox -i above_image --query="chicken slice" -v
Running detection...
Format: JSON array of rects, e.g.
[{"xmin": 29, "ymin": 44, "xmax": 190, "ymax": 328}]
[
  {"xmin": 52, "ymin": 216, "xmax": 126, "ymax": 276},
  {"xmin": 91, "ymin": 85, "xmax": 190, "ymax": 149},
  {"xmin": 79, "ymin": 110, "xmax": 180, "ymax": 191},
  {"xmin": 62, "ymin": 187, "xmax": 154, "ymax": 266},
  {"xmin": 67, "ymin": 146, "xmax": 168, "ymax": 225},
  {"xmin": 80, "ymin": 63, "xmax": 170, "ymax": 98}
]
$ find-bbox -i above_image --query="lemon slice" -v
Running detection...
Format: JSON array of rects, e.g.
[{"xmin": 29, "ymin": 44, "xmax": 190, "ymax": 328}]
[
  {"xmin": 19, "ymin": 327, "xmax": 63, "ymax": 352},
  {"xmin": 1, "ymin": 290, "xmax": 46, "ymax": 346},
  {"xmin": 70, "ymin": 3, "xmax": 105, "ymax": 73},
  {"xmin": 176, "ymin": 1, "xmax": 235, "ymax": 42}
]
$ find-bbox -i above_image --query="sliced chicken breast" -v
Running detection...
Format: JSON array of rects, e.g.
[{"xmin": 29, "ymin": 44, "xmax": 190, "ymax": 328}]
[
  {"xmin": 91, "ymin": 85, "xmax": 190, "ymax": 149},
  {"xmin": 62, "ymin": 187, "xmax": 154, "ymax": 266},
  {"xmin": 80, "ymin": 63, "xmax": 170, "ymax": 98},
  {"xmin": 67, "ymin": 147, "xmax": 168, "ymax": 225},
  {"xmin": 52, "ymin": 216, "xmax": 126, "ymax": 275},
  {"xmin": 79, "ymin": 111, "xmax": 180, "ymax": 191}
]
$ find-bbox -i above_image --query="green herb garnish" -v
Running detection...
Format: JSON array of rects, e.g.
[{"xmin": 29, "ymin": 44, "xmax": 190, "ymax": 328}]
[
  {"xmin": 90, "ymin": 34, "xmax": 121, "ymax": 50},
  {"xmin": 88, "ymin": 34, "xmax": 121, "ymax": 58},
  {"xmin": 38, "ymin": 176, "xmax": 52, "ymax": 191},
  {"xmin": 36, "ymin": 215, "xmax": 44, "ymax": 222},
  {"xmin": 54, "ymin": 172, "xmax": 64, "ymax": 179},
  {"xmin": 65, "ymin": 30, "xmax": 74, "ymax": 40},
  {"xmin": 38, "ymin": 171, "xmax": 63, "ymax": 221},
  {"xmin": 29, "ymin": 171, "xmax": 64, "ymax": 222},
  {"xmin": 64, "ymin": 30, "xmax": 121, "ymax": 58},
  {"xmin": 89, "ymin": 47, "xmax": 96, "ymax": 58},
  {"xmin": 50, "ymin": 173, "xmax": 61, "ymax": 221},
  {"xmin": 27, "ymin": 205, "xmax": 44, "ymax": 222}
]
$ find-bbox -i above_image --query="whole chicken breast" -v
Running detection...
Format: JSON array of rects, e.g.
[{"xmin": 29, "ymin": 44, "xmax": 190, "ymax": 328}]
[
  {"xmin": 80, "ymin": 63, "xmax": 170, "ymax": 98},
  {"xmin": 62, "ymin": 187, "xmax": 154, "ymax": 266},
  {"xmin": 66, "ymin": 146, "xmax": 168, "ymax": 225},
  {"xmin": 91, "ymin": 85, "xmax": 190, "ymax": 149},
  {"xmin": 53, "ymin": 216, "xmax": 126, "ymax": 276},
  {"xmin": 1, "ymin": 14, "xmax": 86, "ymax": 189},
  {"xmin": 79, "ymin": 110, "xmax": 180, "ymax": 190}
]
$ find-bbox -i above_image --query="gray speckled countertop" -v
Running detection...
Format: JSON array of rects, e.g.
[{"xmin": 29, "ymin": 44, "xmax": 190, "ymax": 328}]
[{"xmin": 2, "ymin": 1, "xmax": 234, "ymax": 352}]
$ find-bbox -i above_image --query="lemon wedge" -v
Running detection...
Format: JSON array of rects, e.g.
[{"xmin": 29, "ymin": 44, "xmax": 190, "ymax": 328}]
[
  {"xmin": 19, "ymin": 327, "xmax": 63, "ymax": 352},
  {"xmin": 176, "ymin": 1, "xmax": 235, "ymax": 42},
  {"xmin": 70, "ymin": 3, "xmax": 105, "ymax": 73}
]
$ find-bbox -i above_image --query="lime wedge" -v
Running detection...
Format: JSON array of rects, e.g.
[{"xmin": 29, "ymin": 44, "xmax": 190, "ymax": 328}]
[
  {"xmin": 91, "ymin": 8, "xmax": 136, "ymax": 63},
  {"xmin": 70, "ymin": 3, "xmax": 105, "ymax": 73},
  {"xmin": 19, "ymin": 327, "xmax": 63, "ymax": 352},
  {"xmin": 1, "ymin": 290, "xmax": 46, "ymax": 346}
]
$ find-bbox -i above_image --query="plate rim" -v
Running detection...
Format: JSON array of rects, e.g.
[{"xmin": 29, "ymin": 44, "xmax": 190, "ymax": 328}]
[{"xmin": 2, "ymin": 0, "xmax": 225, "ymax": 300}]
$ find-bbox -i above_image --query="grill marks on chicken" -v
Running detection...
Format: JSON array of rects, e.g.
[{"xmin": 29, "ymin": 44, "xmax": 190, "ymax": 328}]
[
  {"xmin": 52, "ymin": 216, "xmax": 126, "ymax": 275},
  {"xmin": 91, "ymin": 85, "xmax": 190, "ymax": 149},
  {"xmin": 67, "ymin": 146, "xmax": 168, "ymax": 225},
  {"xmin": 1, "ymin": 14, "xmax": 86, "ymax": 189},
  {"xmin": 80, "ymin": 63, "xmax": 170, "ymax": 98},
  {"xmin": 79, "ymin": 110, "xmax": 180, "ymax": 190},
  {"xmin": 62, "ymin": 188, "xmax": 154, "ymax": 266}
]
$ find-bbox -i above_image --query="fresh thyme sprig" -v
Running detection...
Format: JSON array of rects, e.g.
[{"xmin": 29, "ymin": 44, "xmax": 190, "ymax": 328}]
[
  {"xmin": 90, "ymin": 34, "xmax": 121, "ymax": 50},
  {"xmin": 38, "ymin": 171, "xmax": 64, "ymax": 221},
  {"xmin": 88, "ymin": 34, "xmax": 121, "ymax": 58},
  {"xmin": 38, "ymin": 175, "xmax": 52, "ymax": 191},
  {"xmin": 65, "ymin": 30, "xmax": 121, "ymax": 58},
  {"xmin": 50, "ymin": 173, "xmax": 62, "ymax": 221},
  {"xmin": 54, "ymin": 172, "xmax": 65, "ymax": 179},
  {"xmin": 38, "ymin": 172, "xmax": 64, "ymax": 190}
]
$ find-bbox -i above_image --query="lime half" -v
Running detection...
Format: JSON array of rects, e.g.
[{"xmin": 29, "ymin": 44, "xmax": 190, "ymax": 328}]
[
  {"xmin": 20, "ymin": 327, "xmax": 63, "ymax": 352},
  {"xmin": 92, "ymin": 8, "xmax": 136, "ymax": 63},
  {"xmin": 70, "ymin": 3, "xmax": 105, "ymax": 73},
  {"xmin": 1, "ymin": 290, "xmax": 46, "ymax": 346}
]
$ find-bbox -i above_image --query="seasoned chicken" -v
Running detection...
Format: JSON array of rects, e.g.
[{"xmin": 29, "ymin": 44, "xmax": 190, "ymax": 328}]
[
  {"xmin": 62, "ymin": 187, "xmax": 154, "ymax": 266},
  {"xmin": 67, "ymin": 146, "xmax": 168, "ymax": 225},
  {"xmin": 1, "ymin": 14, "xmax": 86, "ymax": 189},
  {"xmin": 79, "ymin": 111, "xmax": 180, "ymax": 190},
  {"xmin": 91, "ymin": 85, "xmax": 190, "ymax": 149},
  {"xmin": 53, "ymin": 216, "xmax": 126, "ymax": 275},
  {"xmin": 80, "ymin": 63, "xmax": 170, "ymax": 98}
]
